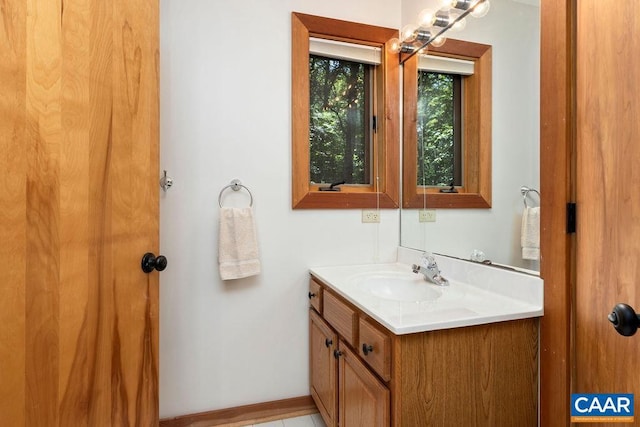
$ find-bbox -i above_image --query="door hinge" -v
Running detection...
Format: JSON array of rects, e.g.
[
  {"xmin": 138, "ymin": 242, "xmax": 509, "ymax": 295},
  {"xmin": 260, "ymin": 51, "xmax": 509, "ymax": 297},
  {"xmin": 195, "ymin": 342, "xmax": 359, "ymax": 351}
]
[
  {"xmin": 372, "ymin": 115, "xmax": 377, "ymax": 133},
  {"xmin": 567, "ymin": 202, "xmax": 576, "ymax": 234}
]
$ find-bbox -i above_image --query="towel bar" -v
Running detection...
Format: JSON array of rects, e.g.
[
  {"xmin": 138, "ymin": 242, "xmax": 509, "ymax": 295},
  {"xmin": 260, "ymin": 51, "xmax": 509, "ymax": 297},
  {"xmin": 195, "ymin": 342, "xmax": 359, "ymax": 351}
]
[
  {"xmin": 219, "ymin": 179, "xmax": 254, "ymax": 207},
  {"xmin": 520, "ymin": 186, "xmax": 540, "ymax": 208}
]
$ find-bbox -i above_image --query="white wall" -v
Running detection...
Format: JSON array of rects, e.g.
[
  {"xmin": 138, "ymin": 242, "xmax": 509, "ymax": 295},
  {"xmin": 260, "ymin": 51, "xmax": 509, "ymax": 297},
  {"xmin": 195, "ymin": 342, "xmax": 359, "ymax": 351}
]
[
  {"xmin": 160, "ymin": 0, "xmax": 540, "ymax": 418},
  {"xmin": 400, "ymin": 0, "xmax": 540, "ymax": 269},
  {"xmin": 159, "ymin": 0, "xmax": 402, "ymax": 418}
]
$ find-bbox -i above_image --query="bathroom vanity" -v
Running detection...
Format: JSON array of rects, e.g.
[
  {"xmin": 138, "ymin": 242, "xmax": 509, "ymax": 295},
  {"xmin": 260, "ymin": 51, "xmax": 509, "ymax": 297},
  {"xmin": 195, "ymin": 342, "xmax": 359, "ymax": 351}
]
[{"xmin": 308, "ymin": 250, "xmax": 542, "ymax": 427}]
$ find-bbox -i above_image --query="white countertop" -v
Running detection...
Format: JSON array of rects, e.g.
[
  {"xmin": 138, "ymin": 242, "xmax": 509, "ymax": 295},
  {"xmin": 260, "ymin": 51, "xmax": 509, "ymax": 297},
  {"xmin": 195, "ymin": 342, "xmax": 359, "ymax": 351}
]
[{"xmin": 310, "ymin": 249, "xmax": 543, "ymax": 335}]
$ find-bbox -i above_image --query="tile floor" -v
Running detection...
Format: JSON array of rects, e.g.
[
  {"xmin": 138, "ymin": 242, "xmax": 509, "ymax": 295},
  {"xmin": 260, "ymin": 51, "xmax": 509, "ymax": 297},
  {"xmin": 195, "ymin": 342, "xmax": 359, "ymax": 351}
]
[{"xmin": 250, "ymin": 412, "xmax": 326, "ymax": 427}]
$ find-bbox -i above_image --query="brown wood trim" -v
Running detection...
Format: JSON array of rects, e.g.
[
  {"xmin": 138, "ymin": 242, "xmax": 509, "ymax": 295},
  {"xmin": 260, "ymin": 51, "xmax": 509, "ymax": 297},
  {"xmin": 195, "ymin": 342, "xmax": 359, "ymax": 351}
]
[
  {"xmin": 402, "ymin": 40, "xmax": 492, "ymax": 209},
  {"xmin": 539, "ymin": 0, "xmax": 574, "ymax": 425},
  {"xmin": 429, "ymin": 38, "xmax": 493, "ymax": 59},
  {"xmin": 2, "ymin": 2, "xmax": 27, "ymax": 424},
  {"xmin": 294, "ymin": 192, "xmax": 398, "ymax": 209},
  {"xmin": 159, "ymin": 396, "xmax": 317, "ymax": 427},
  {"xmin": 293, "ymin": 12, "xmax": 396, "ymax": 44},
  {"xmin": 291, "ymin": 13, "xmax": 400, "ymax": 209},
  {"xmin": 404, "ymin": 192, "xmax": 490, "ymax": 209}
]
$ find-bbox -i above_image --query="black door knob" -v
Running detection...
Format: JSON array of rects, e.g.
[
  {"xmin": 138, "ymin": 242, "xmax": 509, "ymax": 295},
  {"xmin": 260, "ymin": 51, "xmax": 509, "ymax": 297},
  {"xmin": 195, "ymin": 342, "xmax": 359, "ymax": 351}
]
[
  {"xmin": 608, "ymin": 303, "xmax": 640, "ymax": 337},
  {"xmin": 141, "ymin": 252, "xmax": 167, "ymax": 273}
]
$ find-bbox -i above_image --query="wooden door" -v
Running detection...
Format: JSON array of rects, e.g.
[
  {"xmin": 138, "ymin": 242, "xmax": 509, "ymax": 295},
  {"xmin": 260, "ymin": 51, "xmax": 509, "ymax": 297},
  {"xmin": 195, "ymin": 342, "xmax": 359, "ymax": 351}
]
[
  {"xmin": 310, "ymin": 310, "xmax": 338, "ymax": 427},
  {"xmin": 575, "ymin": 1, "xmax": 640, "ymax": 425},
  {"xmin": 0, "ymin": 1, "xmax": 159, "ymax": 425},
  {"xmin": 339, "ymin": 343, "xmax": 389, "ymax": 427}
]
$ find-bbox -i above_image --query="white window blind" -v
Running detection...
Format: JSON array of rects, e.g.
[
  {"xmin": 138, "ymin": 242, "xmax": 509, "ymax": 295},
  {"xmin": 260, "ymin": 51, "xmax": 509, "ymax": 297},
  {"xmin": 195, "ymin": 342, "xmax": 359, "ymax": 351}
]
[
  {"xmin": 418, "ymin": 54, "xmax": 474, "ymax": 75},
  {"xmin": 309, "ymin": 37, "xmax": 382, "ymax": 65}
]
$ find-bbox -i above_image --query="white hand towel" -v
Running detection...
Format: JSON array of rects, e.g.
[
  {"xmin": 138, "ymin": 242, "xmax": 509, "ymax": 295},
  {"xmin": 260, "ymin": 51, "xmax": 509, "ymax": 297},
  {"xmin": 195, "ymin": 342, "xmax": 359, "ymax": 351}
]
[
  {"xmin": 218, "ymin": 207, "xmax": 261, "ymax": 280},
  {"xmin": 521, "ymin": 206, "xmax": 540, "ymax": 260}
]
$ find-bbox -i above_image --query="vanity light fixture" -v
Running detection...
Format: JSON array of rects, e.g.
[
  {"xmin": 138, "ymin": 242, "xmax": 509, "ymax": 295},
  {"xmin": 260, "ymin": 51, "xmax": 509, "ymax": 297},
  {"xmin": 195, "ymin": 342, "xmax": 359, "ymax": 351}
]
[{"xmin": 390, "ymin": 0, "xmax": 491, "ymax": 63}]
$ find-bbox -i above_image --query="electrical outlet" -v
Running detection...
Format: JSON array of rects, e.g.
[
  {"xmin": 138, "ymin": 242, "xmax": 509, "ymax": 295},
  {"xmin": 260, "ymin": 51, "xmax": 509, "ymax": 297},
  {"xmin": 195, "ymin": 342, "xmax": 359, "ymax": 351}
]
[
  {"xmin": 419, "ymin": 209, "xmax": 436, "ymax": 223},
  {"xmin": 361, "ymin": 210, "xmax": 380, "ymax": 223}
]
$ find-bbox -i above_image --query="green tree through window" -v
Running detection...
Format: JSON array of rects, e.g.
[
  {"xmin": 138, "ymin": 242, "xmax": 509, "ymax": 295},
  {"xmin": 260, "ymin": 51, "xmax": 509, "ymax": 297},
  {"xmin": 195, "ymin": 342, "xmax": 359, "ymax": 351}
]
[
  {"xmin": 309, "ymin": 55, "xmax": 371, "ymax": 185},
  {"xmin": 417, "ymin": 71, "xmax": 461, "ymax": 187}
]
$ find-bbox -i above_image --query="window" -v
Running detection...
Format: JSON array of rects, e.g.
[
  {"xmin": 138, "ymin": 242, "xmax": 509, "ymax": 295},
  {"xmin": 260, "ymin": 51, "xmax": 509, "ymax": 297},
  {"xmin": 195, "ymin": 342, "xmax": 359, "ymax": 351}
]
[
  {"xmin": 403, "ymin": 40, "xmax": 492, "ymax": 208},
  {"xmin": 292, "ymin": 12, "xmax": 399, "ymax": 209},
  {"xmin": 309, "ymin": 54, "xmax": 373, "ymax": 186}
]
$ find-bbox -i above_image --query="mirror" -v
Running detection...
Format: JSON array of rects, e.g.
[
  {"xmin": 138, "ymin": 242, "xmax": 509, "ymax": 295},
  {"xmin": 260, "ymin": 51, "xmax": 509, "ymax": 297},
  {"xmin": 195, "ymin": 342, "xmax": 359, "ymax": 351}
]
[{"xmin": 400, "ymin": 0, "xmax": 540, "ymax": 271}]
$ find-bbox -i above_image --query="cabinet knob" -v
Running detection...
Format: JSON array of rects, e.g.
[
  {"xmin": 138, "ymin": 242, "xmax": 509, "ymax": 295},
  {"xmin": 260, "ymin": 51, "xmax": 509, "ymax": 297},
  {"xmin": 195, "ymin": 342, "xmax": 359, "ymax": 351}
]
[
  {"xmin": 308, "ymin": 292, "xmax": 317, "ymax": 299},
  {"xmin": 325, "ymin": 338, "xmax": 333, "ymax": 348},
  {"xmin": 362, "ymin": 343, "xmax": 374, "ymax": 355},
  {"xmin": 333, "ymin": 349, "xmax": 343, "ymax": 359}
]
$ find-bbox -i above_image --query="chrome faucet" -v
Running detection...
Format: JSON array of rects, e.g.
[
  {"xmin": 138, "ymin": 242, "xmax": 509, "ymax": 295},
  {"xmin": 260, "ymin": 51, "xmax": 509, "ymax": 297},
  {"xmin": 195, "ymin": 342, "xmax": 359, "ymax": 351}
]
[{"xmin": 412, "ymin": 252, "xmax": 449, "ymax": 286}]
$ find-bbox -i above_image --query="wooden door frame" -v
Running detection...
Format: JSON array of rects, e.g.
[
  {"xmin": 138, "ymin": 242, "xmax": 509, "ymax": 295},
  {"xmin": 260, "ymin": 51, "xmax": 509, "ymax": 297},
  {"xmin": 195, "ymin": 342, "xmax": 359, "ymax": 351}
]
[{"xmin": 539, "ymin": 0, "xmax": 574, "ymax": 425}]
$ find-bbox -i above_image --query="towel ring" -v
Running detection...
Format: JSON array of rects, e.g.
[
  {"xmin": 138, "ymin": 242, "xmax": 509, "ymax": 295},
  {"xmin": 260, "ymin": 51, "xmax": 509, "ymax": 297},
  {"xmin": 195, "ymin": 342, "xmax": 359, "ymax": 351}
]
[
  {"xmin": 520, "ymin": 186, "xmax": 540, "ymax": 208},
  {"xmin": 219, "ymin": 179, "xmax": 254, "ymax": 208}
]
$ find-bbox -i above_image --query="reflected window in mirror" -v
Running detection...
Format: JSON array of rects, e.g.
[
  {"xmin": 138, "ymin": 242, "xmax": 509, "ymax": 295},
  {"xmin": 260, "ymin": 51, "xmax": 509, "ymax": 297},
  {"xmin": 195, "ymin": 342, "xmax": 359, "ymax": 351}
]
[
  {"xmin": 403, "ymin": 39, "xmax": 492, "ymax": 208},
  {"xmin": 417, "ymin": 70, "xmax": 462, "ymax": 187},
  {"xmin": 292, "ymin": 12, "xmax": 399, "ymax": 209}
]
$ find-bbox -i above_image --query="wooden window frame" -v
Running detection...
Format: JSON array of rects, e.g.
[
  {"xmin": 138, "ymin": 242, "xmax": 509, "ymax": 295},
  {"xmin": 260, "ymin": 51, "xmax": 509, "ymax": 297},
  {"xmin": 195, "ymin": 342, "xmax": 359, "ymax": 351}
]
[
  {"xmin": 402, "ymin": 39, "xmax": 492, "ymax": 209},
  {"xmin": 292, "ymin": 12, "xmax": 399, "ymax": 209}
]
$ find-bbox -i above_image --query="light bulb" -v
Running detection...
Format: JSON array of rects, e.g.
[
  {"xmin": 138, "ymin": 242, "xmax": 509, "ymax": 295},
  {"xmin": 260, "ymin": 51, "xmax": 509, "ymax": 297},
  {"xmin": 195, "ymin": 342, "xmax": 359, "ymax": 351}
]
[
  {"xmin": 387, "ymin": 37, "xmax": 402, "ymax": 54},
  {"xmin": 436, "ymin": 0, "xmax": 452, "ymax": 10},
  {"xmin": 418, "ymin": 9, "xmax": 437, "ymax": 27},
  {"xmin": 401, "ymin": 23, "xmax": 419, "ymax": 42},
  {"xmin": 470, "ymin": 0, "xmax": 490, "ymax": 18},
  {"xmin": 413, "ymin": 41, "xmax": 428, "ymax": 55},
  {"xmin": 430, "ymin": 36, "xmax": 446, "ymax": 47},
  {"xmin": 450, "ymin": 13, "xmax": 467, "ymax": 31}
]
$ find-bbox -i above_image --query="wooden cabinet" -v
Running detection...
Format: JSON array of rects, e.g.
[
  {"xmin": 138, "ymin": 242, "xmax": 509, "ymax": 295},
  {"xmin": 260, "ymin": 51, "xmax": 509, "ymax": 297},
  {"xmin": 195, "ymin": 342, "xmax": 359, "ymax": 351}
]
[
  {"xmin": 310, "ymin": 309, "xmax": 337, "ymax": 427},
  {"xmin": 310, "ymin": 308, "xmax": 389, "ymax": 427},
  {"xmin": 309, "ymin": 275, "xmax": 539, "ymax": 427},
  {"xmin": 339, "ymin": 343, "xmax": 390, "ymax": 426}
]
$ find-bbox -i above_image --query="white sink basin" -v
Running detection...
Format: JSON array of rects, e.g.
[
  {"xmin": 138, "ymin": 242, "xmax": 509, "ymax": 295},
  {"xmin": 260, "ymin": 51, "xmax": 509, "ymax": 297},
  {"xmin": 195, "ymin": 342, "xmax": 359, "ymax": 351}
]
[
  {"xmin": 310, "ymin": 252, "xmax": 543, "ymax": 334},
  {"xmin": 358, "ymin": 273, "xmax": 443, "ymax": 302}
]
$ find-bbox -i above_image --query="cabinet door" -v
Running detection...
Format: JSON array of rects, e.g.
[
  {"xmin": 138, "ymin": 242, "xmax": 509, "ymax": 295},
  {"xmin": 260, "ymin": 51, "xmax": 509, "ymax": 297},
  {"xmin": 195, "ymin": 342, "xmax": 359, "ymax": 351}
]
[
  {"xmin": 339, "ymin": 343, "xmax": 390, "ymax": 427},
  {"xmin": 359, "ymin": 318, "xmax": 391, "ymax": 381},
  {"xmin": 310, "ymin": 310, "xmax": 338, "ymax": 427}
]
